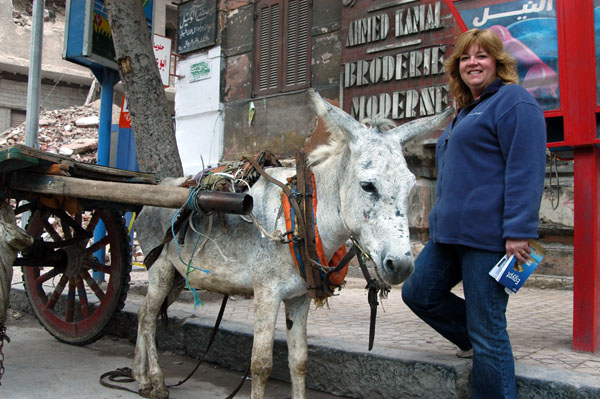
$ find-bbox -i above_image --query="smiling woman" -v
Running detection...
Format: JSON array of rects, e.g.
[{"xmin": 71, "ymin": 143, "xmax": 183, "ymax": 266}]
[{"xmin": 402, "ymin": 28, "xmax": 546, "ymax": 399}]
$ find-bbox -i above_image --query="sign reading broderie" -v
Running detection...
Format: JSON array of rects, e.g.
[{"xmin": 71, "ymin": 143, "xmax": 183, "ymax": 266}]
[{"xmin": 341, "ymin": 0, "xmax": 461, "ymax": 122}]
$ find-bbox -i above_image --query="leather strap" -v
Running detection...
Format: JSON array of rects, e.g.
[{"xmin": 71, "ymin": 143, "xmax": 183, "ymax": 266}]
[
  {"xmin": 296, "ymin": 151, "xmax": 324, "ymax": 298},
  {"xmin": 356, "ymin": 253, "xmax": 379, "ymax": 351},
  {"xmin": 242, "ymin": 156, "xmax": 307, "ymax": 238}
]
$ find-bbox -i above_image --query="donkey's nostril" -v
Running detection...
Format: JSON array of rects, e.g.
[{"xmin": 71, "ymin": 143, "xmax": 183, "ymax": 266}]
[{"xmin": 384, "ymin": 258, "xmax": 395, "ymax": 273}]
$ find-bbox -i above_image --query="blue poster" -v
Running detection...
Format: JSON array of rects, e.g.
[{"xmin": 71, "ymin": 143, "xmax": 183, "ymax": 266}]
[{"xmin": 456, "ymin": 0, "xmax": 560, "ymax": 111}]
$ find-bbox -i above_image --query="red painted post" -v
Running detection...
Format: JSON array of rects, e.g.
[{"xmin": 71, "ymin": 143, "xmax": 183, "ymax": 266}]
[
  {"xmin": 572, "ymin": 148, "xmax": 600, "ymax": 352},
  {"xmin": 559, "ymin": 0, "xmax": 599, "ymax": 352}
]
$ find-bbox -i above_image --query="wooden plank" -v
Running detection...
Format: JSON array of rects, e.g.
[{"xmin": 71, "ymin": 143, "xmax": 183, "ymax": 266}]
[
  {"xmin": 0, "ymin": 144, "xmax": 72, "ymax": 166},
  {"xmin": 0, "ymin": 144, "xmax": 157, "ymax": 184},
  {"xmin": 8, "ymin": 171, "xmax": 189, "ymax": 209}
]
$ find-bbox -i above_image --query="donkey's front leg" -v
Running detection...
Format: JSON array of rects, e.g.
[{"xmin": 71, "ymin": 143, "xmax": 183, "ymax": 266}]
[
  {"xmin": 251, "ymin": 289, "xmax": 281, "ymax": 399},
  {"xmin": 133, "ymin": 258, "xmax": 175, "ymax": 399},
  {"xmin": 283, "ymin": 294, "xmax": 310, "ymax": 399}
]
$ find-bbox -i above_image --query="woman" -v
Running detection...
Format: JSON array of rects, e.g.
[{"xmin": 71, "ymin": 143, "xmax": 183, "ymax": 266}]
[{"xmin": 401, "ymin": 28, "xmax": 546, "ymax": 399}]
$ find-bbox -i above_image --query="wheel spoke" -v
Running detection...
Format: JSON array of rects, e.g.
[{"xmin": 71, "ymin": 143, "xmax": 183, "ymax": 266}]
[
  {"xmin": 66, "ymin": 279, "xmax": 75, "ymax": 322},
  {"xmin": 76, "ymin": 276, "xmax": 90, "ymax": 318},
  {"xmin": 87, "ymin": 260, "xmax": 111, "ymax": 274},
  {"xmin": 61, "ymin": 218, "xmax": 72, "ymax": 240},
  {"xmin": 81, "ymin": 270, "xmax": 105, "ymax": 301},
  {"xmin": 56, "ymin": 209, "xmax": 88, "ymax": 236},
  {"xmin": 35, "ymin": 268, "xmax": 58, "ymax": 285},
  {"xmin": 86, "ymin": 212, "xmax": 101, "ymax": 233},
  {"xmin": 85, "ymin": 235, "xmax": 110, "ymax": 255},
  {"xmin": 42, "ymin": 218, "xmax": 63, "ymax": 242},
  {"xmin": 46, "ymin": 274, "xmax": 69, "ymax": 310}
]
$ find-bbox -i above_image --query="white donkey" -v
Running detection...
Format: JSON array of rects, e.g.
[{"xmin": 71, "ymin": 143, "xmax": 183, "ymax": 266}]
[{"xmin": 133, "ymin": 91, "xmax": 452, "ymax": 399}]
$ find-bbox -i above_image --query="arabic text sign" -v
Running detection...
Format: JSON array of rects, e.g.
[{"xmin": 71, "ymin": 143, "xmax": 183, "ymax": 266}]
[
  {"xmin": 454, "ymin": 0, "xmax": 559, "ymax": 111},
  {"xmin": 177, "ymin": 0, "xmax": 217, "ymax": 54},
  {"xmin": 461, "ymin": 0, "xmax": 555, "ymax": 28},
  {"xmin": 153, "ymin": 34, "xmax": 172, "ymax": 86},
  {"xmin": 190, "ymin": 61, "xmax": 211, "ymax": 82}
]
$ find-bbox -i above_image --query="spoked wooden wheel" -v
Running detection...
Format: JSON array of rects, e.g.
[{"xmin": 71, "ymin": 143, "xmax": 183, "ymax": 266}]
[{"xmin": 20, "ymin": 207, "xmax": 131, "ymax": 345}]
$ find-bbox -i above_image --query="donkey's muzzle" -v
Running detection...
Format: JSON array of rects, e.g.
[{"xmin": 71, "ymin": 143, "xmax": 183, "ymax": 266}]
[{"xmin": 382, "ymin": 254, "xmax": 414, "ymax": 285}]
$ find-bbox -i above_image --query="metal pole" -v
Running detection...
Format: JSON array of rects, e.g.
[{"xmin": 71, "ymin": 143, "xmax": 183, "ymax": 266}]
[
  {"xmin": 25, "ymin": 0, "xmax": 45, "ymax": 149},
  {"xmin": 91, "ymin": 67, "xmax": 119, "ymax": 283}
]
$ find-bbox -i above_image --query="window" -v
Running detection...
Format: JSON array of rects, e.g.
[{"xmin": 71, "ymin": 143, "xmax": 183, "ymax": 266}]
[{"xmin": 254, "ymin": 0, "xmax": 311, "ymax": 95}]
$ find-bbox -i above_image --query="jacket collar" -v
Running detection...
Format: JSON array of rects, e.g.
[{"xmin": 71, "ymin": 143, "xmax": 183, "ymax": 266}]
[{"xmin": 473, "ymin": 78, "xmax": 502, "ymax": 103}]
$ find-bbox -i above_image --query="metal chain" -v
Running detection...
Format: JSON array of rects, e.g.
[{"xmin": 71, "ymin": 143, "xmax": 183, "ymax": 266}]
[
  {"xmin": 548, "ymin": 151, "xmax": 561, "ymax": 211},
  {"xmin": 0, "ymin": 325, "xmax": 6, "ymax": 385}
]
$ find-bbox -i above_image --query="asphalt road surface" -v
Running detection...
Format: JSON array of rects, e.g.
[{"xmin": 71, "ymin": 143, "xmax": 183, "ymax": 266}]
[{"xmin": 1, "ymin": 309, "xmax": 346, "ymax": 399}]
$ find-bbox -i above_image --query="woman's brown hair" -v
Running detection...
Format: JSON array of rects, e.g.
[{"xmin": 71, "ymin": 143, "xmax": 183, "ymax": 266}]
[{"xmin": 445, "ymin": 28, "xmax": 518, "ymax": 107}]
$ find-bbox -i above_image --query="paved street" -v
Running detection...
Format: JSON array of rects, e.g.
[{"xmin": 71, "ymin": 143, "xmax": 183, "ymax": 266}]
[
  {"xmin": 5, "ymin": 269, "xmax": 600, "ymax": 399},
  {"xmin": 124, "ymin": 272, "xmax": 599, "ymax": 378},
  {"xmin": 1, "ymin": 310, "xmax": 345, "ymax": 399}
]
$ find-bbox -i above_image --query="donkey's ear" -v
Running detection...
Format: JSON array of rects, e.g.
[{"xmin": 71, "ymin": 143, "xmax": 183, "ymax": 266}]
[
  {"xmin": 386, "ymin": 107, "xmax": 455, "ymax": 145},
  {"xmin": 309, "ymin": 90, "xmax": 364, "ymax": 142}
]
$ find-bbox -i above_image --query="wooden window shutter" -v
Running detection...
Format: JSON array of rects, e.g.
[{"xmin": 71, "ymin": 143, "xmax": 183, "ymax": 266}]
[
  {"xmin": 254, "ymin": 0, "xmax": 311, "ymax": 95},
  {"xmin": 255, "ymin": 0, "xmax": 282, "ymax": 95},
  {"xmin": 282, "ymin": 0, "xmax": 311, "ymax": 91}
]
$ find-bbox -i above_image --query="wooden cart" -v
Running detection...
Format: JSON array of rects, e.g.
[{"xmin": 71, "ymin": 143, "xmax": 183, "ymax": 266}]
[{"xmin": 0, "ymin": 144, "xmax": 194, "ymax": 345}]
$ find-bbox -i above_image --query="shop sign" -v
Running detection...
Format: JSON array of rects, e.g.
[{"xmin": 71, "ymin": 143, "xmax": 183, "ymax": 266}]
[{"xmin": 341, "ymin": 0, "xmax": 459, "ymax": 122}]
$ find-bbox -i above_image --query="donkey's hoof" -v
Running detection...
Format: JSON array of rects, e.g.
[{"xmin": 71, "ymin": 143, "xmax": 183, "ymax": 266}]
[
  {"xmin": 139, "ymin": 387, "xmax": 152, "ymax": 398},
  {"xmin": 150, "ymin": 387, "xmax": 169, "ymax": 399}
]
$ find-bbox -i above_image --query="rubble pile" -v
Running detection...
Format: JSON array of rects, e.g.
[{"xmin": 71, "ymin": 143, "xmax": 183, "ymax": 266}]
[
  {"xmin": 11, "ymin": 0, "xmax": 64, "ymax": 26},
  {"xmin": 0, "ymin": 104, "xmax": 100, "ymax": 163}
]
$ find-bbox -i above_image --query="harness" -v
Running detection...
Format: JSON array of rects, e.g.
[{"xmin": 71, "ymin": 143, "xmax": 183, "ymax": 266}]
[{"xmin": 280, "ymin": 162, "xmax": 348, "ymax": 298}]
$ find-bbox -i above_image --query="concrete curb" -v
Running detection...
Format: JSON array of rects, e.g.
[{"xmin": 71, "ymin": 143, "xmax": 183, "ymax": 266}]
[{"xmin": 9, "ymin": 287, "xmax": 600, "ymax": 399}]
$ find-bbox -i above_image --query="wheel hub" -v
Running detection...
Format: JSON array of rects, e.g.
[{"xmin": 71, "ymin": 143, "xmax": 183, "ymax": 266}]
[{"xmin": 62, "ymin": 245, "xmax": 94, "ymax": 278}]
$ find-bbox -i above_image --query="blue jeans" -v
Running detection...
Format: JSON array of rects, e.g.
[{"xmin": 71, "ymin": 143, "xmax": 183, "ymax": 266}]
[{"xmin": 401, "ymin": 241, "xmax": 517, "ymax": 399}]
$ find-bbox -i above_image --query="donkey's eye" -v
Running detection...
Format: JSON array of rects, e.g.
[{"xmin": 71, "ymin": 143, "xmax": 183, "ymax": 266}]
[{"xmin": 360, "ymin": 182, "xmax": 377, "ymax": 194}]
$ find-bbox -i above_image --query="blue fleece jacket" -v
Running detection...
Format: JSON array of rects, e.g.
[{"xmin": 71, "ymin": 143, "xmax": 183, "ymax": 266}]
[{"xmin": 429, "ymin": 79, "xmax": 547, "ymax": 252}]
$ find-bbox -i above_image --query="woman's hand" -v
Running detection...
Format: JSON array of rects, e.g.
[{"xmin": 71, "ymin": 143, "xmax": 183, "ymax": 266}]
[{"xmin": 506, "ymin": 238, "xmax": 531, "ymax": 264}]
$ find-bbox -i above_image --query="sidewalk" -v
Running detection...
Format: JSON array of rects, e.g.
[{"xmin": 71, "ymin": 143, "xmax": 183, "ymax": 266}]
[{"xmin": 10, "ymin": 268, "xmax": 600, "ymax": 398}]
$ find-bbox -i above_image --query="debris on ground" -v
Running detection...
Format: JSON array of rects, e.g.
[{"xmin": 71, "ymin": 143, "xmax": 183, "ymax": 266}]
[{"xmin": 0, "ymin": 101, "xmax": 120, "ymax": 164}]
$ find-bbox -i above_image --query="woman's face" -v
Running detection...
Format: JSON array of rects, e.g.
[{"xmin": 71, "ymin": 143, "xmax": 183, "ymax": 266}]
[{"xmin": 459, "ymin": 43, "xmax": 497, "ymax": 100}]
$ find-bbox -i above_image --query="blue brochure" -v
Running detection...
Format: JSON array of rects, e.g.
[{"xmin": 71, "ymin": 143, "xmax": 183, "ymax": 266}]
[{"xmin": 489, "ymin": 240, "xmax": 546, "ymax": 294}]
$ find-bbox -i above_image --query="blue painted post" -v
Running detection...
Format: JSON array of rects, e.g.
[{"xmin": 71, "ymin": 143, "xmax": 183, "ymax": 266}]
[{"xmin": 91, "ymin": 67, "xmax": 120, "ymax": 283}]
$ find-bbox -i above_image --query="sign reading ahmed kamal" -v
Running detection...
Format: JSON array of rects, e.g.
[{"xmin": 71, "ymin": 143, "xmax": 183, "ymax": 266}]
[{"xmin": 341, "ymin": 0, "xmax": 460, "ymax": 122}]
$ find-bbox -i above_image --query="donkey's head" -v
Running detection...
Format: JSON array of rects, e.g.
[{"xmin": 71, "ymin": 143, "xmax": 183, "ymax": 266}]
[{"xmin": 309, "ymin": 90, "xmax": 453, "ymax": 286}]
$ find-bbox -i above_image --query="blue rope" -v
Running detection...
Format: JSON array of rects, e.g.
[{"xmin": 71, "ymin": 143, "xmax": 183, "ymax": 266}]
[{"xmin": 171, "ymin": 186, "xmax": 211, "ymax": 308}]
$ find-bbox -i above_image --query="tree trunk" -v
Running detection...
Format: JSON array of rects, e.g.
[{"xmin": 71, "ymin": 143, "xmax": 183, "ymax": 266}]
[{"xmin": 104, "ymin": 0, "xmax": 183, "ymax": 179}]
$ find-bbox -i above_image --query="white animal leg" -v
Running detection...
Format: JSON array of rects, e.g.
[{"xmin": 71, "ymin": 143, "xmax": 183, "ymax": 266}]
[
  {"xmin": 133, "ymin": 258, "xmax": 175, "ymax": 399},
  {"xmin": 283, "ymin": 294, "xmax": 310, "ymax": 399},
  {"xmin": 251, "ymin": 290, "xmax": 281, "ymax": 399}
]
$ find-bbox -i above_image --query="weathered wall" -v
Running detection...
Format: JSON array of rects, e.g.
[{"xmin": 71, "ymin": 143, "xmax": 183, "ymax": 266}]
[
  {"xmin": 0, "ymin": 75, "xmax": 88, "ymax": 112},
  {"xmin": 221, "ymin": 0, "xmax": 343, "ymax": 160}
]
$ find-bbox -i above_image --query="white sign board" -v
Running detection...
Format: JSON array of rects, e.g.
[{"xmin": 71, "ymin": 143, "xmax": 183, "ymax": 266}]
[{"xmin": 153, "ymin": 34, "xmax": 172, "ymax": 86}]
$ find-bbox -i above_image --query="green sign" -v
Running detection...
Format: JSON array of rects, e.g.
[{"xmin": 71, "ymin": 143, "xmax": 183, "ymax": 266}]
[{"xmin": 190, "ymin": 61, "xmax": 211, "ymax": 82}]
